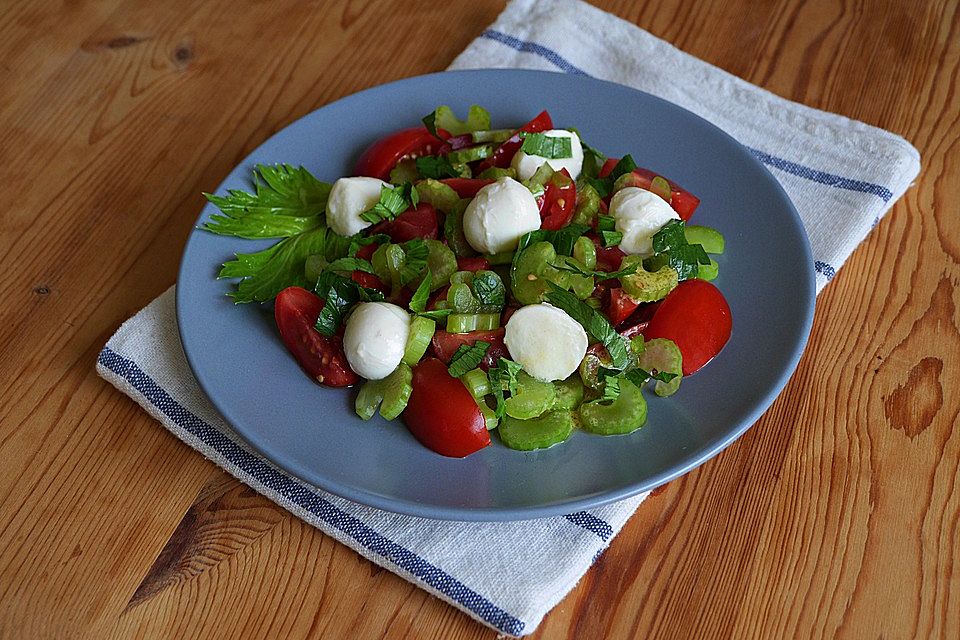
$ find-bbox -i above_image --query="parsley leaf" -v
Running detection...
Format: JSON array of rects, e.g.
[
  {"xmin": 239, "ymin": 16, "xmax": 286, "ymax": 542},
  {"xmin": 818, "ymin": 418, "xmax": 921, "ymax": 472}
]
[
  {"xmin": 447, "ymin": 341, "xmax": 491, "ymax": 378},
  {"xmin": 360, "ymin": 183, "xmax": 418, "ymax": 224},
  {"xmin": 519, "ymin": 132, "xmax": 573, "ymax": 159},
  {"xmin": 544, "ymin": 281, "xmax": 630, "ymax": 369},
  {"xmin": 416, "ymin": 156, "xmax": 460, "ymax": 179},
  {"xmin": 313, "ymin": 271, "xmax": 385, "ymax": 336},
  {"xmin": 202, "ymin": 164, "xmax": 332, "ymax": 238},
  {"xmin": 652, "ymin": 219, "xmax": 710, "ymax": 281},
  {"xmin": 488, "ymin": 357, "xmax": 522, "ymax": 417}
]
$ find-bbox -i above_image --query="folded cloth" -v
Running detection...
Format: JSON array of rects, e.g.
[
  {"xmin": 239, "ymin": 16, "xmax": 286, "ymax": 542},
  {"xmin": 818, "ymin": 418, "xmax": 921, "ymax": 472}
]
[{"xmin": 97, "ymin": 0, "xmax": 919, "ymax": 635}]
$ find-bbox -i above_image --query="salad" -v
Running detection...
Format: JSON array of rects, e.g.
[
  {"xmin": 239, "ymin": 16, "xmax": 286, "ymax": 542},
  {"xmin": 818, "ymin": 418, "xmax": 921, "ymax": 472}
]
[{"xmin": 202, "ymin": 105, "xmax": 732, "ymax": 458}]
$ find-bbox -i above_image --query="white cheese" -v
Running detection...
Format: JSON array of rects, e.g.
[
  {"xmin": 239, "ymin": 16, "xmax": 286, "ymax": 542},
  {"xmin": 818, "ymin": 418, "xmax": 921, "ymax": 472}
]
[
  {"xmin": 462, "ymin": 177, "xmax": 540, "ymax": 254},
  {"xmin": 609, "ymin": 187, "xmax": 680, "ymax": 257},
  {"xmin": 504, "ymin": 303, "xmax": 588, "ymax": 382},
  {"xmin": 510, "ymin": 129, "xmax": 584, "ymax": 181},
  {"xmin": 342, "ymin": 302, "xmax": 410, "ymax": 380},
  {"xmin": 327, "ymin": 176, "xmax": 392, "ymax": 237}
]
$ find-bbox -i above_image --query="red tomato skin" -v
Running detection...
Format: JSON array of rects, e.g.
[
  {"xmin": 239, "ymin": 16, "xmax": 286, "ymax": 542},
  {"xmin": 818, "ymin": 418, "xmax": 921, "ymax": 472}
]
[
  {"xmin": 373, "ymin": 203, "xmax": 439, "ymax": 243},
  {"xmin": 403, "ymin": 358, "xmax": 490, "ymax": 458},
  {"xmin": 440, "ymin": 178, "xmax": 494, "ymax": 198},
  {"xmin": 456, "ymin": 256, "xmax": 491, "ymax": 272},
  {"xmin": 480, "ymin": 110, "xmax": 554, "ymax": 170},
  {"xmin": 641, "ymin": 279, "xmax": 732, "ymax": 375},
  {"xmin": 354, "ymin": 127, "xmax": 446, "ymax": 180},
  {"xmin": 539, "ymin": 169, "xmax": 576, "ymax": 230},
  {"xmin": 274, "ymin": 287, "xmax": 358, "ymax": 387},
  {"xmin": 431, "ymin": 328, "xmax": 508, "ymax": 371},
  {"xmin": 355, "ymin": 242, "xmax": 378, "ymax": 261},
  {"xmin": 350, "ymin": 271, "xmax": 389, "ymax": 295},
  {"xmin": 598, "ymin": 158, "xmax": 700, "ymax": 221},
  {"xmin": 590, "ymin": 235, "xmax": 625, "ymax": 272},
  {"xmin": 606, "ymin": 287, "xmax": 639, "ymax": 326}
]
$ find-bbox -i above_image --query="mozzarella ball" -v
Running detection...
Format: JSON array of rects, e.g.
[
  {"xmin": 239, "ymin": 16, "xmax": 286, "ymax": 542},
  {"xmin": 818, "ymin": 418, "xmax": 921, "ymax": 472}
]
[
  {"xmin": 343, "ymin": 302, "xmax": 410, "ymax": 380},
  {"xmin": 327, "ymin": 176, "xmax": 392, "ymax": 237},
  {"xmin": 510, "ymin": 129, "xmax": 584, "ymax": 181},
  {"xmin": 504, "ymin": 304, "xmax": 588, "ymax": 382},
  {"xmin": 462, "ymin": 177, "xmax": 540, "ymax": 254},
  {"xmin": 610, "ymin": 187, "xmax": 680, "ymax": 257}
]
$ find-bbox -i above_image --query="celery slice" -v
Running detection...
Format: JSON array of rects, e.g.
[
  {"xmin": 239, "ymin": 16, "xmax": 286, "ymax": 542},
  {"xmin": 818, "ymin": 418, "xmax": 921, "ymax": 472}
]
[
  {"xmin": 697, "ymin": 258, "xmax": 719, "ymax": 281},
  {"xmin": 499, "ymin": 411, "xmax": 575, "ymax": 451},
  {"xmin": 445, "ymin": 312, "xmax": 500, "ymax": 333},
  {"xmin": 402, "ymin": 316, "xmax": 436, "ymax": 365},
  {"xmin": 573, "ymin": 236, "xmax": 597, "ymax": 271},
  {"xmin": 442, "ymin": 199, "xmax": 476, "ymax": 257},
  {"xmin": 416, "ymin": 179, "xmax": 460, "ymax": 213},
  {"xmin": 504, "ymin": 372, "xmax": 557, "ymax": 419},
  {"xmin": 578, "ymin": 379, "xmax": 647, "ymax": 435},
  {"xmin": 637, "ymin": 338, "xmax": 683, "ymax": 397},
  {"xmin": 378, "ymin": 363, "xmax": 413, "ymax": 420},
  {"xmin": 552, "ymin": 376, "xmax": 585, "ymax": 411},
  {"xmin": 460, "ymin": 368, "xmax": 491, "ymax": 399},
  {"xmin": 684, "ymin": 225, "xmax": 725, "ymax": 254}
]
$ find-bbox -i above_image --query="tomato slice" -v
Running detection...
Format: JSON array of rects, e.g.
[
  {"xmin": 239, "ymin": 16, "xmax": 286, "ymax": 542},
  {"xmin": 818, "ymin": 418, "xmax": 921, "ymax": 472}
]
[
  {"xmin": 403, "ymin": 358, "xmax": 490, "ymax": 458},
  {"xmin": 431, "ymin": 328, "xmax": 508, "ymax": 371},
  {"xmin": 606, "ymin": 287, "xmax": 639, "ymax": 326},
  {"xmin": 274, "ymin": 287, "xmax": 358, "ymax": 387},
  {"xmin": 350, "ymin": 271, "xmax": 389, "ymax": 295},
  {"xmin": 641, "ymin": 279, "xmax": 732, "ymax": 375},
  {"xmin": 354, "ymin": 127, "xmax": 447, "ymax": 181},
  {"xmin": 598, "ymin": 158, "xmax": 700, "ymax": 221},
  {"xmin": 479, "ymin": 110, "xmax": 553, "ymax": 170},
  {"xmin": 372, "ymin": 203, "xmax": 439, "ymax": 243},
  {"xmin": 440, "ymin": 178, "xmax": 494, "ymax": 198},
  {"xmin": 590, "ymin": 235, "xmax": 625, "ymax": 272},
  {"xmin": 539, "ymin": 168, "xmax": 576, "ymax": 230},
  {"xmin": 456, "ymin": 256, "xmax": 490, "ymax": 272},
  {"xmin": 355, "ymin": 242, "xmax": 379, "ymax": 261}
]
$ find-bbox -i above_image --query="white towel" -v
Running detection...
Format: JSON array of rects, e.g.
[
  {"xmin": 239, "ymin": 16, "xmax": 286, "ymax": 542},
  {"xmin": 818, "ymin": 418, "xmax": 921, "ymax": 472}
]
[{"xmin": 97, "ymin": 0, "xmax": 919, "ymax": 635}]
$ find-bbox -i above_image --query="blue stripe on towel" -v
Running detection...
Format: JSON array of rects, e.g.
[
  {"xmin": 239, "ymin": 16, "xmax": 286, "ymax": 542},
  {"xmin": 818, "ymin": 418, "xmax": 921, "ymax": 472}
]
[
  {"xmin": 97, "ymin": 347, "xmax": 526, "ymax": 636},
  {"xmin": 564, "ymin": 512, "xmax": 614, "ymax": 541}
]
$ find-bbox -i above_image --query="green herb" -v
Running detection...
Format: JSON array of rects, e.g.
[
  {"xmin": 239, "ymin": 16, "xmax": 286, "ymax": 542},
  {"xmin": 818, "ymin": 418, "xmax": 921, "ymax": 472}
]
[
  {"xmin": 600, "ymin": 230, "xmax": 623, "ymax": 247},
  {"xmin": 577, "ymin": 133, "xmax": 606, "ymax": 180},
  {"xmin": 488, "ymin": 357, "xmax": 523, "ymax": 417},
  {"xmin": 347, "ymin": 233, "xmax": 390, "ymax": 257},
  {"xmin": 554, "ymin": 258, "xmax": 640, "ymax": 280},
  {"xmin": 600, "ymin": 375, "xmax": 621, "ymax": 403},
  {"xmin": 588, "ymin": 154, "xmax": 638, "ymax": 198},
  {"xmin": 652, "ymin": 219, "xmax": 710, "ymax": 281},
  {"xmin": 324, "ymin": 257, "xmax": 375, "ymax": 274},
  {"xmin": 519, "ymin": 132, "xmax": 572, "ymax": 159},
  {"xmin": 470, "ymin": 271, "xmax": 506, "ymax": 309},
  {"xmin": 447, "ymin": 341, "xmax": 491, "ymax": 378},
  {"xmin": 597, "ymin": 215, "xmax": 616, "ymax": 232},
  {"xmin": 422, "ymin": 105, "xmax": 491, "ymax": 137},
  {"xmin": 398, "ymin": 239, "xmax": 429, "ymax": 285},
  {"xmin": 409, "ymin": 272, "xmax": 452, "ymax": 320},
  {"xmin": 544, "ymin": 281, "xmax": 630, "ymax": 369},
  {"xmin": 313, "ymin": 270, "xmax": 385, "ymax": 336},
  {"xmin": 516, "ymin": 223, "xmax": 591, "ymax": 257},
  {"xmin": 360, "ymin": 183, "xmax": 418, "ymax": 224},
  {"xmin": 415, "ymin": 156, "xmax": 460, "ymax": 179},
  {"xmin": 202, "ymin": 164, "xmax": 332, "ymax": 238}
]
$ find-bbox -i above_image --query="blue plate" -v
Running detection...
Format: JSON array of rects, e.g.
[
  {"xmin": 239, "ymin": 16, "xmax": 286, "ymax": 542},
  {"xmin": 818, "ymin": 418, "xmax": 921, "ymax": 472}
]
[{"xmin": 177, "ymin": 69, "xmax": 814, "ymax": 521}]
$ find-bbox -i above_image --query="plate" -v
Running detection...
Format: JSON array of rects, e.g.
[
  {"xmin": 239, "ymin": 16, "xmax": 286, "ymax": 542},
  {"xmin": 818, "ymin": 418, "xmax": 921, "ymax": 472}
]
[{"xmin": 177, "ymin": 69, "xmax": 814, "ymax": 521}]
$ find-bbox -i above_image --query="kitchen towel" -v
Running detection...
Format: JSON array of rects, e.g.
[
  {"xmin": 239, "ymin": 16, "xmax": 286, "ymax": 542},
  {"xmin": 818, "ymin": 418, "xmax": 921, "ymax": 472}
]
[{"xmin": 97, "ymin": 0, "xmax": 920, "ymax": 635}]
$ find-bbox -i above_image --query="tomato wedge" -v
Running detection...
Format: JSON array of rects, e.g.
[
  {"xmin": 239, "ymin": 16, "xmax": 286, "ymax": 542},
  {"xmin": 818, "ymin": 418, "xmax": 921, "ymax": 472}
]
[
  {"xmin": 373, "ymin": 202, "xmax": 439, "ymax": 243},
  {"xmin": 642, "ymin": 279, "xmax": 732, "ymax": 375},
  {"xmin": 274, "ymin": 287, "xmax": 358, "ymax": 387},
  {"xmin": 403, "ymin": 358, "xmax": 490, "ymax": 458},
  {"xmin": 456, "ymin": 256, "xmax": 491, "ymax": 272},
  {"xmin": 606, "ymin": 287, "xmax": 639, "ymax": 326},
  {"xmin": 591, "ymin": 235, "xmax": 625, "ymax": 272},
  {"xmin": 354, "ymin": 127, "xmax": 447, "ymax": 181},
  {"xmin": 539, "ymin": 168, "xmax": 576, "ymax": 230},
  {"xmin": 431, "ymin": 328, "xmax": 508, "ymax": 371},
  {"xmin": 599, "ymin": 158, "xmax": 700, "ymax": 221},
  {"xmin": 479, "ymin": 110, "xmax": 553, "ymax": 170},
  {"xmin": 440, "ymin": 178, "xmax": 495, "ymax": 198}
]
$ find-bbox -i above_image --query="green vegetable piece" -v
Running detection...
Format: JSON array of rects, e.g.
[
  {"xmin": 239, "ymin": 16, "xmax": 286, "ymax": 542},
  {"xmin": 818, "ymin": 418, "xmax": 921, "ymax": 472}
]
[
  {"xmin": 353, "ymin": 363, "xmax": 413, "ymax": 421},
  {"xmin": 461, "ymin": 368, "xmax": 491, "ymax": 399},
  {"xmin": 618, "ymin": 255, "xmax": 679, "ymax": 303},
  {"xmin": 522, "ymin": 163, "xmax": 556, "ymax": 195},
  {"xmin": 572, "ymin": 237, "xmax": 597, "ymax": 270},
  {"xmin": 499, "ymin": 410, "xmax": 575, "ymax": 451},
  {"xmin": 483, "ymin": 251, "xmax": 515, "ymax": 265},
  {"xmin": 445, "ymin": 312, "xmax": 500, "ymax": 333},
  {"xmin": 612, "ymin": 171, "xmax": 646, "ymax": 194},
  {"xmin": 403, "ymin": 316, "xmax": 436, "ymax": 365},
  {"xmin": 578, "ymin": 378, "xmax": 647, "ymax": 435},
  {"xmin": 304, "ymin": 254, "xmax": 328, "ymax": 284},
  {"xmin": 478, "ymin": 401, "xmax": 499, "ymax": 431},
  {"xmin": 447, "ymin": 341, "xmax": 491, "ymax": 378},
  {"xmin": 423, "ymin": 105, "xmax": 491, "ymax": 136},
  {"xmin": 697, "ymin": 258, "xmax": 719, "ymax": 281},
  {"xmin": 650, "ymin": 176, "xmax": 672, "ymax": 201},
  {"xmin": 579, "ymin": 349, "xmax": 608, "ymax": 390},
  {"xmin": 471, "ymin": 270, "xmax": 506, "ymax": 310},
  {"xmin": 503, "ymin": 372, "xmax": 557, "ymax": 420},
  {"xmin": 571, "ymin": 183, "xmax": 601, "ymax": 226},
  {"xmin": 447, "ymin": 282, "xmax": 480, "ymax": 313},
  {"xmin": 443, "ymin": 199, "xmax": 477, "ymax": 258},
  {"xmin": 471, "ymin": 128, "xmax": 513, "ymax": 144},
  {"xmin": 477, "ymin": 166, "xmax": 517, "ymax": 180},
  {"xmin": 416, "ymin": 179, "xmax": 460, "ymax": 213},
  {"xmin": 636, "ymin": 338, "xmax": 683, "ymax": 397},
  {"xmin": 512, "ymin": 242, "xmax": 592, "ymax": 304},
  {"xmin": 389, "ymin": 159, "xmax": 420, "ymax": 185},
  {"xmin": 552, "ymin": 376, "xmax": 585, "ymax": 411},
  {"xmin": 446, "ymin": 144, "xmax": 495, "ymax": 165},
  {"xmin": 519, "ymin": 133, "xmax": 572, "ymax": 159},
  {"xmin": 420, "ymin": 239, "xmax": 457, "ymax": 290},
  {"xmin": 449, "ymin": 270, "xmax": 474, "ymax": 286},
  {"xmin": 684, "ymin": 225, "xmax": 725, "ymax": 254}
]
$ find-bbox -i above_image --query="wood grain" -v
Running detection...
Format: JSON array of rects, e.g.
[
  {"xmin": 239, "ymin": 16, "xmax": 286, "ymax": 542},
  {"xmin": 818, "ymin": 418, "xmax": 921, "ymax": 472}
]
[{"xmin": 1, "ymin": 0, "xmax": 957, "ymax": 637}]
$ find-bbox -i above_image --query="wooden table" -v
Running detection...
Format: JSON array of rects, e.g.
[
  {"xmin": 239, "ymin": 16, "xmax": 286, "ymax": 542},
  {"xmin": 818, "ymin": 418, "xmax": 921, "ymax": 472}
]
[{"xmin": 2, "ymin": 0, "xmax": 957, "ymax": 637}]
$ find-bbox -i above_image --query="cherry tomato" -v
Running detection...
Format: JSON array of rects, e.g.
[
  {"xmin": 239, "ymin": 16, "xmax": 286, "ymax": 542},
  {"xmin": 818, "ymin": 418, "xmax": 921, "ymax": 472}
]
[
  {"xmin": 479, "ymin": 110, "xmax": 554, "ymax": 170},
  {"xmin": 274, "ymin": 287, "xmax": 358, "ymax": 387},
  {"xmin": 403, "ymin": 358, "xmax": 490, "ymax": 458},
  {"xmin": 373, "ymin": 202, "xmax": 439, "ymax": 243},
  {"xmin": 354, "ymin": 127, "xmax": 447, "ymax": 180},
  {"xmin": 355, "ymin": 242, "xmax": 379, "ymax": 261},
  {"xmin": 606, "ymin": 287, "xmax": 639, "ymax": 326},
  {"xmin": 456, "ymin": 256, "xmax": 491, "ymax": 272},
  {"xmin": 590, "ymin": 235, "xmax": 625, "ymax": 271},
  {"xmin": 598, "ymin": 158, "xmax": 700, "ymax": 221},
  {"xmin": 539, "ymin": 168, "xmax": 576, "ymax": 230},
  {"xmin": 431, "ymin": 328, "xmax": 508, "ymax": 371},
  {"xmin": 350, "ymin": 271, "xmax": 389, "ymax": 295},
  {"xmin": 440, "ymin": 178, "xmax": 494, "ymax": 198},
  {"xmin": 642, "ymin": 279, "xmax": 732, "ymax": 375},
  {"xmin": 617, "ymin": 301, "xmax": 660, "ymax": 338}
]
